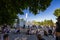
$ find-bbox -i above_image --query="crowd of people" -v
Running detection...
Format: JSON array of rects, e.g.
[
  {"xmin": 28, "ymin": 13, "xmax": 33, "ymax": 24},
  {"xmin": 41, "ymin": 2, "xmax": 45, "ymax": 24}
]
[
  {"xmin": 0, "ymin": 24, "xmax": 56, "ymax": 40},
  {"xmin": 0, "ymin": 16, "xmax": 60, "ymax": 40}
]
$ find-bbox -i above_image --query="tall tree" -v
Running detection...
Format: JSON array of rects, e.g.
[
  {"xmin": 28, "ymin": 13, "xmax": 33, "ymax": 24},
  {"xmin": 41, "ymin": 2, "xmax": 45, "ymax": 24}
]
[
  {"xmin": 47, "ymin": 20, "xmax": 54, "ymax": 26},
  {"xmin": 54, "ymin": 8, "xmax": 60, "ymax": 17},
  {"xmin": 0, "ymin": 0, "xmax": 52, "ymax": 25},
  {"xmin": 40, "ymin": 20, "xmax": 54, "ymax": 26}
]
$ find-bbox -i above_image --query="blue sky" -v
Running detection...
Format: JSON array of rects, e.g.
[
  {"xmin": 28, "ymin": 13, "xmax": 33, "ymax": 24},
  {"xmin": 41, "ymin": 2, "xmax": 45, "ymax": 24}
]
[{"xmin": 18, "ymin": 0, "xmax": 60, "ymax": 23}]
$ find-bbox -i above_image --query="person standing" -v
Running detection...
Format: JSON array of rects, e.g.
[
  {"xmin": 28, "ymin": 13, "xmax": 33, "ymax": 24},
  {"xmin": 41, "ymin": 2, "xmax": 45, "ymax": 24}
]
[
  {"xmin": 2, "ymin": 24, "xmax": 7, "ymax": 33},
  {"xmin": 55, "ymin": 16, "xmax": 60, "ymax": 40}
]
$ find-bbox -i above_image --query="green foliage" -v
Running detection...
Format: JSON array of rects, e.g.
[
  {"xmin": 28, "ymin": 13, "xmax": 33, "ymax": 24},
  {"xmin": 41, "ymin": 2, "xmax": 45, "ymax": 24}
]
[
  {"xmin": 43, "ymin": 20, "xmax": 54, "ymax": 26},
  {"xmin": 0, "ymin": 12, "xmax": 17, "ymax": 25},
  {"xmin": 0, "ymin": 0, "xmax": 52, "ymax": 25},
  {"xmin": 54, "ymin": 8, "xmax": 60, "ymax": 17},
  {"xmin": 32, "ymin": 20, "xmax": 54, "ymax": 26},
  {"xmin": 0, "ymin": 0, "xmax": 52, "ymax": 15}
]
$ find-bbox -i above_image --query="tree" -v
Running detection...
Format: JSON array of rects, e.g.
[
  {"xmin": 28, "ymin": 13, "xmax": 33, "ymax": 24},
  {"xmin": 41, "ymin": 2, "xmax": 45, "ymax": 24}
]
[
  {"xmin": 54, "ymin": 8, "xmax": 60, "ymax": 17},
  {"xmin": 0, "ymin": 12, "xmax": 17, "ymax": 25},
  {"xmin": 47, "ymin": 20, "xmax": 54, "ymax": 26},
  {"xmin": 0, "ymin": 0, "xmax": 52, "ymax": 25},
  {"xmin": 32, "ymin": 19, "xmax": 54, "ymax": 27},
  {"xmin": 43, "ymin": 20, "xmax": 47, "ymax": 26},
  {"xmin": 39, "ymin": 22, "xmax": 43, "ymax": 26},
  {"xmin": 43, "ymin": 20, "xmax": 54, "ymax": 26},
  {"xmin": 17, "ymin": 18, "xmax": 20, "ymax": 26}
]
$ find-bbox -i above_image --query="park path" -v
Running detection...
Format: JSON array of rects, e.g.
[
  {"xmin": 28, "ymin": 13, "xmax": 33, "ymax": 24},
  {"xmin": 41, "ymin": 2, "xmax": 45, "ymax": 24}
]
[{"xmin": 9, "ymin": 33, "xmax": 38, "ymax": 40}]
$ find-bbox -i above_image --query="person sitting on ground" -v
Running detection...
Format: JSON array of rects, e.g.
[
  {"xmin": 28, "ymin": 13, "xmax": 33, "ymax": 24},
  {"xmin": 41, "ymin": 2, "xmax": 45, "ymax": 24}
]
[
  {"xmin": 48, "ymin": 29, "xmax": 52, "ymax": 35},
  {"xmin": 3, "ymin": 34, "xmax": 9, "ymax": 40},
  {"xmin": 37, "ymin": 34, "xmax": 45, "ymax": 40},
  {"xmin": 44, "ymin": 31, "xmax": 48, "ymax": 36},
  {"xmin": 26, "ymin": 29, "xmax": 30, "ymax": 35}
]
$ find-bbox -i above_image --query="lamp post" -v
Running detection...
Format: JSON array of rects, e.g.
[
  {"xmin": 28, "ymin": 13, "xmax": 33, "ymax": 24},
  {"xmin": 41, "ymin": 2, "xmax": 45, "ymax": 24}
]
[{"xmin": 25, "ymin": 13, "xmax": 28, "ymax": 28}]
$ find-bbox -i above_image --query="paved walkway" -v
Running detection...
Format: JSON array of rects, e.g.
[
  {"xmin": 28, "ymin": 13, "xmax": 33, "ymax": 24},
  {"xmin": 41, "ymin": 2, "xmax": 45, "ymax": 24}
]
[
  {"xmin": 9, "ymin": 33, "xmax": 38, "ymax": 40},
  {"xmin": 0, "ymin": 33, "xmax": 56, "ymax": 40},
  {"xmin": 9, "ymin": 33, "xmax": 56, "ymax": 40},
  {"xmin": 42, "ymin": 35, "xmax": 56, "ymax": 40}
]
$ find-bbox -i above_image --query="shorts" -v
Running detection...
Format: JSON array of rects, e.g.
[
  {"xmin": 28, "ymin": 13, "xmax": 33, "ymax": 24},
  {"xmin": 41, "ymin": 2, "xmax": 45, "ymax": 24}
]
[{"xmin": 56, "ymin": 36, "xmax": 60, "ymax": 40}]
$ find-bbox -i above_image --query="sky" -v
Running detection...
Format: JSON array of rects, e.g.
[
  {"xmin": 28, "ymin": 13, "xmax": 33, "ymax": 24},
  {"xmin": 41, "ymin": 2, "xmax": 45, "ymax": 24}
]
[{"xmin": 18, "ymin": 0, "xmax": 60, "ymax": 23}]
